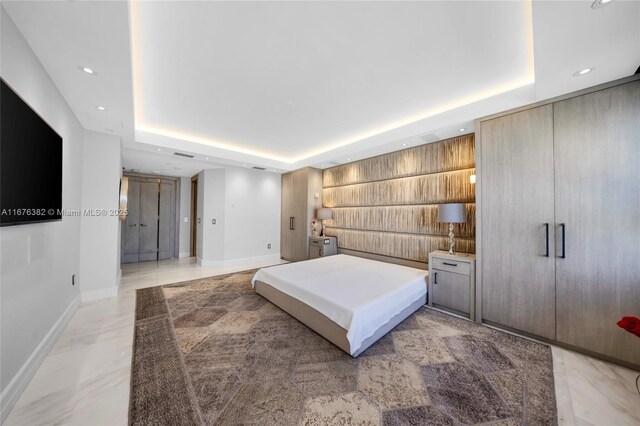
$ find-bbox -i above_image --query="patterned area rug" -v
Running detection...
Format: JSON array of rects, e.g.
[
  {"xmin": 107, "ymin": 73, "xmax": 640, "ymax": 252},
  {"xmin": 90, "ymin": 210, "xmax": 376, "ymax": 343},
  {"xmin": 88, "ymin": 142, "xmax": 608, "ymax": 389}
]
[{"xmin": 129, "ymin": 269, "xmax": 557, "ymax": 425}]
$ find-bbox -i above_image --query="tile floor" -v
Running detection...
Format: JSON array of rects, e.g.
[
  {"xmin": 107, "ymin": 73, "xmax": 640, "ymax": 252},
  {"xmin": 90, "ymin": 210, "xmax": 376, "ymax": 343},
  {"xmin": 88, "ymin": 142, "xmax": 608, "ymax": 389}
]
[{"xmin": 3, "ymin": 258, "xmax": 640, "ymax": 425}]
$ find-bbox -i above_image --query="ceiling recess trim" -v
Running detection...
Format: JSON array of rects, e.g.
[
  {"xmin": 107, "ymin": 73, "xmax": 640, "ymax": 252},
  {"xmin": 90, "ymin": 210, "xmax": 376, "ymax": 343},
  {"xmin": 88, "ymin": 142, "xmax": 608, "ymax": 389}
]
[{"xmin": 129, "ymin": 1, "xmax": 535, "ymax": 165}]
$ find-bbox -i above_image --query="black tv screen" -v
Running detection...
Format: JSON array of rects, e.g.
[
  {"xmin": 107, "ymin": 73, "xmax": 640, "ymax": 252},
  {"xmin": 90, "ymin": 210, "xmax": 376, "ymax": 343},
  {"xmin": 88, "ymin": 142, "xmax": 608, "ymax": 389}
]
[{"xmin": 1, "ymin": 79, "xmax": 63, "ymax": 226}]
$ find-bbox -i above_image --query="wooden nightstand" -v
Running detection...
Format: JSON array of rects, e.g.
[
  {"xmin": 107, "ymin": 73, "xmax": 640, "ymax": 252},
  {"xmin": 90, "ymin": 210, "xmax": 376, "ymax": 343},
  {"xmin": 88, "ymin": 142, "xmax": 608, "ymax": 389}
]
[
  {"xmin": 308, "ymin": 236, "xmax": 338, "ymax": 259},
  {"xmin": 428, "ymin": 250, "xmax": 476, "ymax": 320}
]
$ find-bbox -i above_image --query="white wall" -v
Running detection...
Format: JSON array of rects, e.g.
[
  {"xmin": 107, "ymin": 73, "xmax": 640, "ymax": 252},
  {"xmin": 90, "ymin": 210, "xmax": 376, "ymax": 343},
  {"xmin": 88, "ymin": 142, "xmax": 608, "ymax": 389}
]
[
  {"xmin": 197, "ymin": 166, "xmax": 280, "ymax": 267},
  {"xmin": 178, "ymin": 177, "xmax": 191, "ymax": 258},
  {"xmin": 78, "ymin": 131, "xmax": 122, "ymax": 301},
  {"xmin": 0, "ymin": 8, "xmax": 83, "ymax": 418},
  {"xmin": 224, "ymin": 167, "xmax": 280, "ymax": 261},
  {"xmin": 198, "ymin": 169, "xmax": 226, "ymax": 265}
]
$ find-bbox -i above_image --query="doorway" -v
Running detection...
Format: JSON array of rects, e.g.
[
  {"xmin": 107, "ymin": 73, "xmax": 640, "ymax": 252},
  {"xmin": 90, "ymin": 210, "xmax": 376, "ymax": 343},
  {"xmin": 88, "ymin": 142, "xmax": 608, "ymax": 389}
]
[
  {"xmin": 190, "ymin": 175, "xmax": 198, "ymax": 257},
  {"xmin": 121, "ymin": 173, "xmax": 179, "ymax": 263}
]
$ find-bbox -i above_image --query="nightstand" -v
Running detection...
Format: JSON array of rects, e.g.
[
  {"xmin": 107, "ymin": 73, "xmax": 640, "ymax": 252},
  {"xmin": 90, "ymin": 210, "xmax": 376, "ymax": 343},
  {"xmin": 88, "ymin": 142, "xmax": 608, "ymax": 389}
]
[
  {"xmin": 309, "ymin": 236, "xmax": 338, "ymax": 259},
  {"xmin": 428, "ymin": 250, "xmax": 476, "ymax": 320}
]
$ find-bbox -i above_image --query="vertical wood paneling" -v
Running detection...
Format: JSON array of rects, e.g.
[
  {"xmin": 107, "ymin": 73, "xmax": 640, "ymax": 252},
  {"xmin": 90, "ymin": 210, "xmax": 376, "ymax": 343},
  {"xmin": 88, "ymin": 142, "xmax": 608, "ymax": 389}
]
[
  {"xmin": 323, "ymin": 169, "xmax": 475, "ymax": 208},
  {"xmin": 322, "ymin": 135, "xmax": 476, "ymax": 263},
  {"xmin": 323, "ymin": 135, "xmax": 475, "ymax": 187},
  {"xmin": 326, "ymin": 204, "xmax": 475, "ymax": 238}
]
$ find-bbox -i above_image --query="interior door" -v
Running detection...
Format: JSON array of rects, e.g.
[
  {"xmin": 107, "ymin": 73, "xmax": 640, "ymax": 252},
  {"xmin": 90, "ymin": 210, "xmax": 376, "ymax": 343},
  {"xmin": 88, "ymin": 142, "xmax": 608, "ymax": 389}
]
[
  {"xmin": 122, "ymin": 180, "xmax": 141, "ymax": 263},
  {"xmin": 138, "ymin": 181, "xmax": 159, "ymax": 262},
  {"xmin": 480, "ymin": 105, "xmax": 557, "ymax": 339},
  {"xmin": 280, "ymin": 172, "xmax": 294, "ymax": 260},
  {"xmin": 554, "ymin": 81, "xmax": 640, "ymax": 365},
  {"xmin": 158, "ymin": 180, "xmax": 176, "ymax": 260}
]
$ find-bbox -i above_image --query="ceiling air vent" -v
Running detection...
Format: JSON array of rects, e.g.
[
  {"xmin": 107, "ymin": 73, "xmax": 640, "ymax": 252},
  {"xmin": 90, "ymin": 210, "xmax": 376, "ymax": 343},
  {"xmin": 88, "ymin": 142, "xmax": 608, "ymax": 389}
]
[
  {"xmin": 173, "ymin": 152, "xmax": 194, "ymax": 158},
  {"xmin": 420, "ymin": 133, "xmax": 439, "ymax": 143},
  {"xmin": 252, "ymin": 166, "xmax": 266, "ymax": 171}
]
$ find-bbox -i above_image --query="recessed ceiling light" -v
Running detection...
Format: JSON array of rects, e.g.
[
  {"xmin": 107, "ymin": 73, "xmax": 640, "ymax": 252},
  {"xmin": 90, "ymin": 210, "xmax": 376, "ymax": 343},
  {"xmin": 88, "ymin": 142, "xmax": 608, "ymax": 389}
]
[
  {"xmin": 591, "ymin": 0, "xmax": 613, "ymax": 9},
  {"xmin": 402, "ymin": 143, "xmax": 407, "ymax": 147},
  {"xmin": 96, "ymin": 106, "xmax": 106, "ymax": 111},
  {"xmin": 243, "ymin": 164, "xmax": 247, "ymax": 167},
  {"xmin": 573, "ymin": 68, "xmax": 593, "ymax": 77},
  {"xmin": 459, "ymin": 128, "xmax": 466, "ymax": 132},
  {"xmin": 81, "ymin": 66, "xmax": 95, "ymax": 75},
  {"xmin": 346, "ymin": 158, "xmax": 351, "ymax": 161},
  {"xmin": 205, "ymin": 157, "xmax": 209, "ymax": 160},
  {"xmin": 156, "ymin": 148, "xmax": 162, "ymax": 151}
]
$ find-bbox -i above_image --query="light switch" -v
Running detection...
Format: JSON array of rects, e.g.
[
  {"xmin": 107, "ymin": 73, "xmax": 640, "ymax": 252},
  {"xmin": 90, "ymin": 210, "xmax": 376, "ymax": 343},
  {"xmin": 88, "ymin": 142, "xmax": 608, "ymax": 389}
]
[
  {"xmin": 314, "ymin": 192, "xmax": 319, "ymax": 199},
  {"xmin": 184, "ymin": 217, "xmax": 188, "ymax": 223},
  {"xmin": 212, "ymin": 219, "xmax": 216, "ymax": 225}
]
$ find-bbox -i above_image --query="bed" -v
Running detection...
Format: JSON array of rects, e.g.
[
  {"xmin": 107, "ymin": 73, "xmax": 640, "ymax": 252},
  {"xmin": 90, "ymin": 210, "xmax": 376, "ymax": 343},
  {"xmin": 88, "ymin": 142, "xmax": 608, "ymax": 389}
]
[{"xmin": 251, "ymin": 254, "xmax": 428, "ymax": 356}]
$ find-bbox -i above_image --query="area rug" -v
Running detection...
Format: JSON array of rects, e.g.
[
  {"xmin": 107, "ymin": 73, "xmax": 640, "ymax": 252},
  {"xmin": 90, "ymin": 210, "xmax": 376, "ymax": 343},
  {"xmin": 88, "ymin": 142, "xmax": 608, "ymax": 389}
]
[{"xmin": 129, "ymin": 269, "xmax": 557, "ymax": 425}]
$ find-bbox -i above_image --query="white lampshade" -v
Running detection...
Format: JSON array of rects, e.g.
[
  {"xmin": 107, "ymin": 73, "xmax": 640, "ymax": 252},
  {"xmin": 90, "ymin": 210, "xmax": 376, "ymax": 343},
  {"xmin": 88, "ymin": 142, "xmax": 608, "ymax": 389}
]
[
  {"xmin": 437, "ymin": 203, "xmax": 465, "ymax": 223},
  {"xmin": 317, "ymin": 208, "xmax": 333, "ymax": 220}
]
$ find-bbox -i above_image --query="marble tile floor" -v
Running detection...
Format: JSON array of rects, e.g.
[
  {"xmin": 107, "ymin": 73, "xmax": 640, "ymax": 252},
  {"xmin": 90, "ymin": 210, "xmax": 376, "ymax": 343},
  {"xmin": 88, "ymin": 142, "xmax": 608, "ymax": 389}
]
[{"xmin": 3, "ymin": 258, "xmax": 639, "ymax": 425}]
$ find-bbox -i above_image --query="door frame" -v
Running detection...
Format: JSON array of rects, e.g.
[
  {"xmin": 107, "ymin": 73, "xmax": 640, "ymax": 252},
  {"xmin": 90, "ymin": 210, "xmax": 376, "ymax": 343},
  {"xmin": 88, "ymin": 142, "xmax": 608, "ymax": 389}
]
[
  {"xmin": 190, "ymin": 175, "xmax": 198, "ymax": 257},
  {"xmin": 121, "ymin": 172, "xmax": 180, "ymax": 263}
]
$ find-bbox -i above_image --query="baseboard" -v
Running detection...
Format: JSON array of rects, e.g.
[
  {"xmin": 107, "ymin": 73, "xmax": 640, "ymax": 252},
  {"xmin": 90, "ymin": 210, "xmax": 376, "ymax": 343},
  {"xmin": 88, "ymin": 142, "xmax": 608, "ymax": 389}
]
[
  {"xmin": 198, "ymin": 253, "xmax": 281, "ymax": 269},
  {"xmin": 0, "ymin": 293, "xmax": 80, "ymax": 422},
  {"xmin": 80, "ymin": 286, "xmax": 118, "ymax": 302},
  {"xmin": 179, "ymin": 251, "xmax": 190, "ymax": 258}
]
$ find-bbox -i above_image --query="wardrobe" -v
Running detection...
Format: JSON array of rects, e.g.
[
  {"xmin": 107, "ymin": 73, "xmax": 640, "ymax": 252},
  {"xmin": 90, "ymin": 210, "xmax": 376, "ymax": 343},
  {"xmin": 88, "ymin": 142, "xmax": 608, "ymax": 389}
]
[
  {"xmin": 121, "ymin": 174, "xmax": 178, "ymax": 263},
  {"xmin": 477, "ymin": 77, "xmax": 640, "ymax": 368},
  {"xmin": 280, "ymin": 167, "xmax": 323, "ymax": 261}
]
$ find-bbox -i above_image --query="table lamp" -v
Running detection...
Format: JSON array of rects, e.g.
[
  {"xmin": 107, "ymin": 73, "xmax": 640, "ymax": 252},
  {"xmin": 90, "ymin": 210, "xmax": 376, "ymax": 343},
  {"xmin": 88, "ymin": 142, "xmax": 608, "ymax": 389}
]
[
  {"xmin": 437, "ymin": 203, "xmax": 466, "ymax": 255},
  {"xmin": 317, "ymin": 208, "xmax": 333, "ymax": 236}
]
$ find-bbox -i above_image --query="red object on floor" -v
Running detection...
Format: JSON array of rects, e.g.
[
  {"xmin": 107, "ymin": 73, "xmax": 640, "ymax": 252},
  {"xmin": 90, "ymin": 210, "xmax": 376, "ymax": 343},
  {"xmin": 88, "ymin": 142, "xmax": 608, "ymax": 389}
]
[{"xmin": 616, "ymin": 316, "xmax": 640, "ymax": 338}]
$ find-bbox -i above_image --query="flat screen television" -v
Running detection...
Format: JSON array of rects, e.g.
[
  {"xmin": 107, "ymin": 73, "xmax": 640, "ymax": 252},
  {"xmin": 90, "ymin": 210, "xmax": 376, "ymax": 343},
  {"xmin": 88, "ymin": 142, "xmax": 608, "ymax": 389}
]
[{"xmin": 1, "ymin": 79, "xmax": 63, "ymax": 226}]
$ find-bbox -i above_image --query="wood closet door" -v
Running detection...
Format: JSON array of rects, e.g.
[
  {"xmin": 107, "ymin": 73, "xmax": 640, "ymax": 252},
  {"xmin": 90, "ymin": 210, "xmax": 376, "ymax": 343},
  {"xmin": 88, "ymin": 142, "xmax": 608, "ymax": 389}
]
[
  {"xmin": 122, "ymin": 180, "xmax": 141, "ymax": 263},
  {"xmin": 280, "ymin": 172, "xmax": 294, "ymax": 260},
  {"xmin": 291, "ymin": 168, "xmax": 309, "ymax": 261},
  {"xmin": 554, "ymin": 81, "xmax": 640, "ymax": 366},
  {"xmin": 480, "ymin": 105, "xmax": 556, "ymax": 339},
  {"xmin": 138, "ymin": 181, "xmax": 160, "ymax": 262},
  {"xmin": 158, "ymin": 180, "xmax": 176, "ymax": 260}
]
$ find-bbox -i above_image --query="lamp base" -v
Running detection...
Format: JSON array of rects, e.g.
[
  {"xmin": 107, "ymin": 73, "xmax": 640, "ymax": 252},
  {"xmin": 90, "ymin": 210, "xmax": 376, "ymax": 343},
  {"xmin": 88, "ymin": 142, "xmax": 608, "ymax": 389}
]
[{"xmin": 448, "ymin": 223, "xmax": 456, "ymax": 255}]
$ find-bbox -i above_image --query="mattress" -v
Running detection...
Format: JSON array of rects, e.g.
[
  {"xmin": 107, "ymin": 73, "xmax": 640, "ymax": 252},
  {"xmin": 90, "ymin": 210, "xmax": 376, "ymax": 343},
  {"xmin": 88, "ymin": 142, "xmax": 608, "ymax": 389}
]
[{"xmin": 251, "ymin": 254, "xmax": 428, "ymax": 355}]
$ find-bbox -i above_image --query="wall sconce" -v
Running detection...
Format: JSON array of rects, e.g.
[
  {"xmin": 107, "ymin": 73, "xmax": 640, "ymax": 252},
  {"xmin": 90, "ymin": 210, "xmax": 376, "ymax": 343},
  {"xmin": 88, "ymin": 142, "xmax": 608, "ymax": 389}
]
[{"xmin": 470, "ymin": 174, "xmax": 476, "ymax": 184}]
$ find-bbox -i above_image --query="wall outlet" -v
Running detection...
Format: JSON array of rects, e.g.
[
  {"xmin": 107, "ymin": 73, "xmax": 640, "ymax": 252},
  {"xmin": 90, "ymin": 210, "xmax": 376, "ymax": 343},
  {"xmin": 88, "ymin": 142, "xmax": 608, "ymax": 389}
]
[
  {"xmin": 268, "ymin": 244, "xmax": 272, "ymax": 249},
  {"xmin": 72, "ymin": 274, "xmax": 75, "ymax": 286}
]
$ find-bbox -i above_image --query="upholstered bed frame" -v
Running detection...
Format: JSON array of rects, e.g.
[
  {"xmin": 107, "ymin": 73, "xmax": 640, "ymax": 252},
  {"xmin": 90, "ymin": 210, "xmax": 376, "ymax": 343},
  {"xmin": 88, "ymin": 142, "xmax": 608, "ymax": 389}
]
[{"xmin": 254, "ymin": 280, "xmax": 426, "ymax": 356}]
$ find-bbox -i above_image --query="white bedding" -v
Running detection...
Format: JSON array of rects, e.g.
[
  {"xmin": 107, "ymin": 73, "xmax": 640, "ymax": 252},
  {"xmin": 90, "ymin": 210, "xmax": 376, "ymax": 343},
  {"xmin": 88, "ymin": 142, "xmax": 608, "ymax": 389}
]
[{"xmin": 251, "ymin": 254, "xmax": 428, "ymax": 355}]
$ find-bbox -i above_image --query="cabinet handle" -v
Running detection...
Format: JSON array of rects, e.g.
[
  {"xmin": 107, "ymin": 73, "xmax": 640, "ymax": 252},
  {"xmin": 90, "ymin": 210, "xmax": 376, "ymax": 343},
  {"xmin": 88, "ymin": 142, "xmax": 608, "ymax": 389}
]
[
  {"xmin": 140, "ymin": 224, "xmax": 148, "ymax": 227},
  {"xmin": 289, "ymin": 217, "xmax": 293, "ymax": 230},
  {"xmin": 129, "ymin": 224, "xmax": 137, "ymax": 227},
  {"xmin": 544, "ymin": 223, "xmax": 550, "ymax": 257},
  {"xmin": 442, "ymin": 262, "xmax": 458, "ymax": 267},
  {"xmin": 560, "ymin": 223, "xmax": 566, "ymax": 259},
  {"xmin": 434, "ymin": 272, "xmax": 438, "ymax": 284},
  {"xmin": 291, "ymin": 217, "xmax": 295, "ymax": 230}
]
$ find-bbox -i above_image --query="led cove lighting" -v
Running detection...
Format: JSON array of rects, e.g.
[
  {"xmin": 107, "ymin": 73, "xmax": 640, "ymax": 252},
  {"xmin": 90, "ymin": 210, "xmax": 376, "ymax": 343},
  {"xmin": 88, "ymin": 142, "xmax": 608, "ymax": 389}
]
[{"xmin": 130, "ymin": 0, "xmax": 536, "ymax": 164}]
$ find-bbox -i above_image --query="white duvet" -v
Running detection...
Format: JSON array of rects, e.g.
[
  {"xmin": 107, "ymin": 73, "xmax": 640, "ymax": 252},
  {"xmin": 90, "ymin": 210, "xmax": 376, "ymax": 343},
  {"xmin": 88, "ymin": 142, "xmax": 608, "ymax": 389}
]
[{"xmin": 251, "ymin": 254, "xmax": 427, "ymax": 355}]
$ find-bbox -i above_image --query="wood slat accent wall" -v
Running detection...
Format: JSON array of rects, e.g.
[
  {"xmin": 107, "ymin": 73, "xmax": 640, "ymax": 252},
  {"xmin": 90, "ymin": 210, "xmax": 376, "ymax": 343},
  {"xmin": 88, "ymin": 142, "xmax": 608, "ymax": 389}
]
[{"xmin": 322, "ymin": 135, "xmax": 475, "ymax": 263}]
